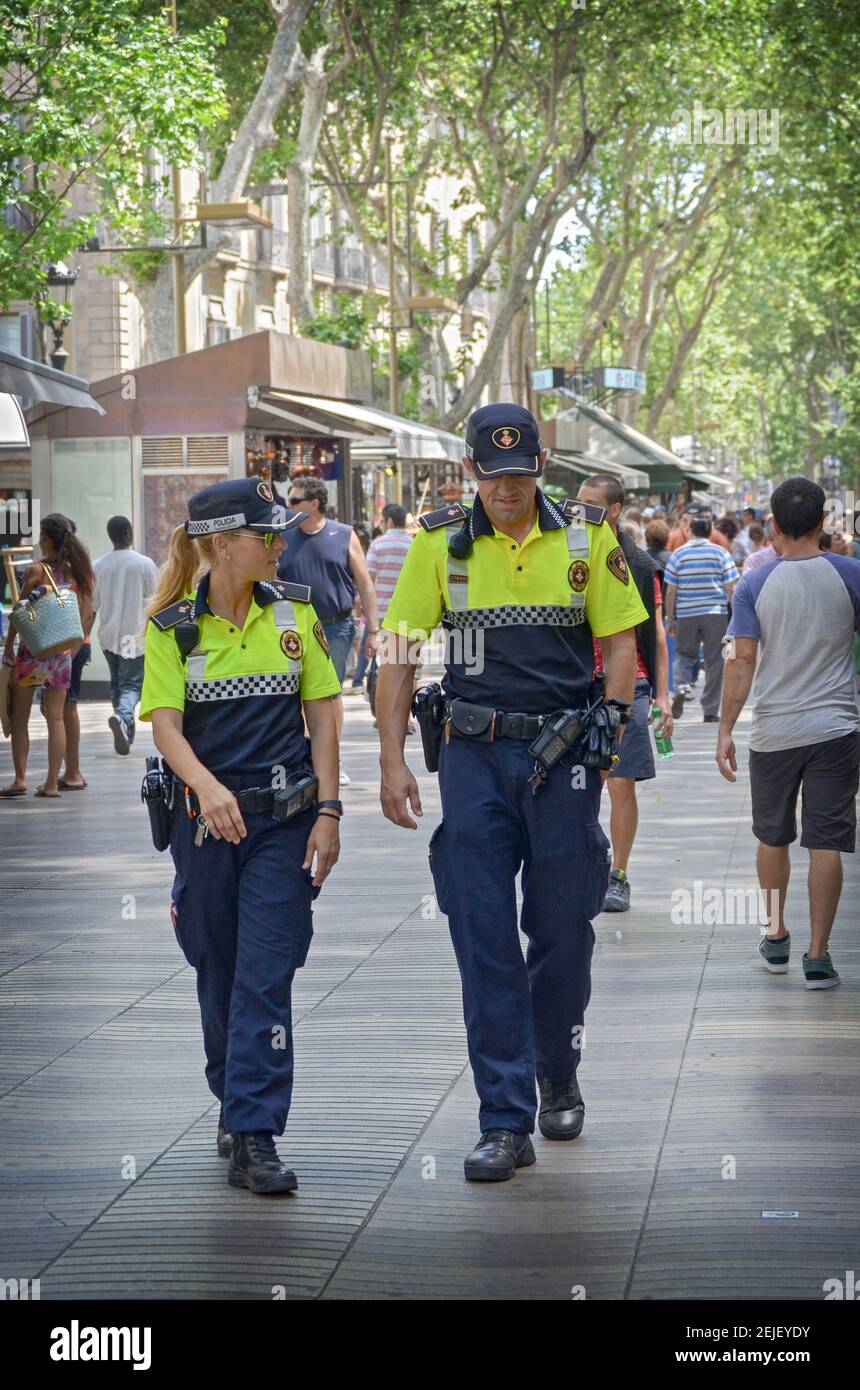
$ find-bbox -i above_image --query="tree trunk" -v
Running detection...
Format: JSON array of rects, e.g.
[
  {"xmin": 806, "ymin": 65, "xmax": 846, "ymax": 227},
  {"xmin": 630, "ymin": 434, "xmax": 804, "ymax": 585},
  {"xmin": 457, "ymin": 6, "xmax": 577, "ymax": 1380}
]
[
  {"xmin": 287, "ymin": 51, "xmax": 330, "ymax": 329},
  {"xmin": 125, "ymin": 0, "xmax": 313, "ymax": 360},
  {"xmin": 442, "ymin": 185, "xmax": 566, "ymax": 429},
  {"xmin": 508, "ymin": 301, "xmax": 530, "ymax": 406},
  {"xmin": 646, "ymin": 239, "xmax": 736, "ymax": 433},
  {"xmin": 134, "ymin": 266, "xmax": 180, "ymax": 365},
  {"xmin": 210, "ymin": 0, "xmax": 314, "ymax": 205},
  {"xmin": 572, "ymin": 250, "xmax": 630, "ymax": 366}
]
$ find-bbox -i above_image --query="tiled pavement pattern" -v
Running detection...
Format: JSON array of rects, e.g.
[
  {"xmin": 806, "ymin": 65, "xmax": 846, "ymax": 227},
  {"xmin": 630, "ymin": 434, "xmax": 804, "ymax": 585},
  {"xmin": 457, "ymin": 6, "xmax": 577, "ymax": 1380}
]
[{"xmin": 1, "ymin": 692, "xmax": 858, "ymax": 1300}]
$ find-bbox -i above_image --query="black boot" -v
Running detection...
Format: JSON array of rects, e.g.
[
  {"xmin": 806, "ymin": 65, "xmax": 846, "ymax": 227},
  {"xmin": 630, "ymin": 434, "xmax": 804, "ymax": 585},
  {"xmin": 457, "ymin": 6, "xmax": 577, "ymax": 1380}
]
[
  {"xmin": 227, "ymin": 1133, "xmax": 298, "ymax": 1195},
  {"xmin": 464, "ymin": 1129, "xmax": 536, "ymax": 1182},
  {"xmin": 217, "ymin": 1108, "xmax": 232, "ymax": 1158},
  {"xmin": 538, "ymin": 1076, "xmax": 585, "ymax": 1140}
]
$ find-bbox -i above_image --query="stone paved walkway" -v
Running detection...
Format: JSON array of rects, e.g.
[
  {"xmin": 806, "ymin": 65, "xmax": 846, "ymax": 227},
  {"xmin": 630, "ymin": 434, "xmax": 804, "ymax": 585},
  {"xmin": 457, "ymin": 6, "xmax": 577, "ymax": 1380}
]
[{"xmin": 1, "ymin": 694, "xmax": 857, "ymax": 1299}]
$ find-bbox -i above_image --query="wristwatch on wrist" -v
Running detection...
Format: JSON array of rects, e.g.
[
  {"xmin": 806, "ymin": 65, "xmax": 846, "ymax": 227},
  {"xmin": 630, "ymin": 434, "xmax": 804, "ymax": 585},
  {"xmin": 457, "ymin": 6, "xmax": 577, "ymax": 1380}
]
[{"xmin": 317, "ymin": 799, "xmax": 343, "ymax": 817}]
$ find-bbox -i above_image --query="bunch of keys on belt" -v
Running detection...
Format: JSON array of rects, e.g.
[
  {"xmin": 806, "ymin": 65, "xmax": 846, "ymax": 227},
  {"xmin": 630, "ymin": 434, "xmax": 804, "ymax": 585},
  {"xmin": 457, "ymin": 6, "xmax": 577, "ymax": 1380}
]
[{"xmin": 183, "ymin": 783, "xmax": 210, "ymax": 847}]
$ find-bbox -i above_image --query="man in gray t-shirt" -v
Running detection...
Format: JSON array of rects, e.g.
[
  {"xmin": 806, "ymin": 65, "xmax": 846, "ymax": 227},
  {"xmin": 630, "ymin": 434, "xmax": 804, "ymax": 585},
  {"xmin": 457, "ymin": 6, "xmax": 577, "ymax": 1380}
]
[{"xmin": 716, "ymin": 477, "xmax": 860, "ymax": 991}]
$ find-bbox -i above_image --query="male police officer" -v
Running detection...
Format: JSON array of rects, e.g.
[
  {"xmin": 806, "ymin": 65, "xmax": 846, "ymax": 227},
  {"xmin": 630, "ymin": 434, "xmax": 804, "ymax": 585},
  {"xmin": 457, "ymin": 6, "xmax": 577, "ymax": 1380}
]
[{"xmin": 376, "ymin": 403, "xmax": 647, "ymax": 1181}]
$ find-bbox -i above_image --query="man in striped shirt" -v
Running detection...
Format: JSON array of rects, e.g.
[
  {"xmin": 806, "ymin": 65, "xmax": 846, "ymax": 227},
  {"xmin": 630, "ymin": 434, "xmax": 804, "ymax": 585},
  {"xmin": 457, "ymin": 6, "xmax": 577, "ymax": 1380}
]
[
  {"xmin": 366, "ymin": 504, "xmax": 413, "ymax": 618},
  {"xmin": 663, "ymin": 514, "xmax": 739, "ymax": 722}
]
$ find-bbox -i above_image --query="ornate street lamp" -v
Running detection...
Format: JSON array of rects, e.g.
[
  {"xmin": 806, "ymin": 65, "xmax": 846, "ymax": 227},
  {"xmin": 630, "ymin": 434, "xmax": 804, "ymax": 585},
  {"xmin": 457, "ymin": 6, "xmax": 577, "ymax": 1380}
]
[{"xmin": 45, "ymin": 262, "xmax": 80, "ymax": 371}]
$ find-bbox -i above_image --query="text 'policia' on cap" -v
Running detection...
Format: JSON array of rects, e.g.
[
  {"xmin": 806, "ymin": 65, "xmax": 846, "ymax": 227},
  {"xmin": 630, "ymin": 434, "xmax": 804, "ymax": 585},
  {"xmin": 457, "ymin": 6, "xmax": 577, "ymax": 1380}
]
[
  {"xmin": 465, "ymin": 402, "xmax": 544, "ymax": 479},
  {"xmin": 183, "ymin": 478, "xmax": 303, "ymax": 537}
]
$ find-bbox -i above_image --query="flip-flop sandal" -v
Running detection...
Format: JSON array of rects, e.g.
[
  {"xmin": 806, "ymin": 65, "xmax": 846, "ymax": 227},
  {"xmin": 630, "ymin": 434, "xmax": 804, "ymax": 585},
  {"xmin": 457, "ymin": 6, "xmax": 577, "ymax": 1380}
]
[
  {"xmin": 0, "ymin": 787, "xmax": 27, "ymax": 798},
  {"xmin": 58, "ymin": 778, "xmax": 88, "ymax": 790},
  {"xmin": 34, "ymin": 787, "xmax": 61, "ymax": 798}
]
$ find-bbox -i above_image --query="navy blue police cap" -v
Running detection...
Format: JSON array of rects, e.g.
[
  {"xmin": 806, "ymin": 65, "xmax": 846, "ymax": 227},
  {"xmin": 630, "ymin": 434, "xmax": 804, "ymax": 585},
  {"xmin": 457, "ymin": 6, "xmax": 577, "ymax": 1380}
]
[
  {"xmin": 184, "ymin": 477, "xmax": 302, "ymax": 537},
  {"xmin": 465, "ymin": 403, "xmax": 544, "ymax": 479}
]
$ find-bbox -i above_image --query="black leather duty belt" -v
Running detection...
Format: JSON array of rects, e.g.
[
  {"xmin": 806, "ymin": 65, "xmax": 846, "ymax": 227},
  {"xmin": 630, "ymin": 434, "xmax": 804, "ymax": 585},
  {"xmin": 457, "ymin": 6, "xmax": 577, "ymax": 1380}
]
[
  {"xmin": 317, "ymin": 609, "xmax": 353, "ymax": 624},
  {"xmin": 170, "ymin": 777, "xmax": 277, "ymax": 816},
  {"xmin": 445, "ymin": 699, "xmax": 546, "ymax": 742}
]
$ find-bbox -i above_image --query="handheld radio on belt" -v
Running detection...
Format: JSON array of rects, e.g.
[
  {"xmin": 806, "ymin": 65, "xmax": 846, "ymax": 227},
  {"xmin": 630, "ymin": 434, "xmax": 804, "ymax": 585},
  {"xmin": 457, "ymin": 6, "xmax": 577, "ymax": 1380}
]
[{"xmin": 526, "ymin": 710, "xmax": 585, "ymax": 795}]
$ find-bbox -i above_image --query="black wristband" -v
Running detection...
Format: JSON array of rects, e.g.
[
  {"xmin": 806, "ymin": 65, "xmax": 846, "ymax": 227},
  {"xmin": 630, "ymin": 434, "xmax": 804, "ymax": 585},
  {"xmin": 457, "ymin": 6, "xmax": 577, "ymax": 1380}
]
[{"xmin": 316, "ymin": 809, "xmax": 341, "ymax": 821}]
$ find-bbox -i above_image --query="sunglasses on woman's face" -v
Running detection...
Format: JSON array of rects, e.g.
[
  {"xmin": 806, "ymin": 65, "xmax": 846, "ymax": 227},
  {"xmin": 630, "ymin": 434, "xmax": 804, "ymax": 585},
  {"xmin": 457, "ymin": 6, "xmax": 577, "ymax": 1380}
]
[{"xmin": 238, "ymin": 529, "xmax": 277, "ymax": 548}]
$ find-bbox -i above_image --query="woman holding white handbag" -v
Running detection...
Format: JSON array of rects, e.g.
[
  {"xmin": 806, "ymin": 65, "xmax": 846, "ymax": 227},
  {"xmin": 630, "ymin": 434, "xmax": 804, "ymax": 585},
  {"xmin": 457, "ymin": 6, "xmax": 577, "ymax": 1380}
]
[{"xmin": 1, "ymin": 513, "xmax": 94, "ymax": 798}]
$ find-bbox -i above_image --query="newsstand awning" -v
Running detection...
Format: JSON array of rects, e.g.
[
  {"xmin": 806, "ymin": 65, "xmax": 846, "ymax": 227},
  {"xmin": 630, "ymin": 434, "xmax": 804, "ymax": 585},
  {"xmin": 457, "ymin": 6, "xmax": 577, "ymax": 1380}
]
[
  {"xmin": 546, "ymin": 449, "xmax": 649, "ymax": 491},
  {"xmin": 0, "ymin": 348, "xmax": 106, "ymax": 429},
  {"xmin": 0, "ymin": 393, "xmax": 28, "ymax": 447},
  {"xmin": 685, "ymin": 467, "xmax": 733, "ymax": 493},
  {"xmin": 253, "ymin": 390, "xmax": 464, "ymax": 463},
  {"xmin": 554, "ymin": 396, "xmax": 731, "ymax": 494},
  {"xmin": 247, "ymin": 387, "xmax": 382, "ymax": 441}
]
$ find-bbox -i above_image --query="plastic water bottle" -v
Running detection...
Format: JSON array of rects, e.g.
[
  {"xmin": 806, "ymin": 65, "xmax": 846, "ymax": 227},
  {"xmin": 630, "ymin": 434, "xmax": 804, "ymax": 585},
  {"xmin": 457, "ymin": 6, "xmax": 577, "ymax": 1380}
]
[{"xmin": 652, "ymin": 704, "xmax": 673, "ymax": 759}]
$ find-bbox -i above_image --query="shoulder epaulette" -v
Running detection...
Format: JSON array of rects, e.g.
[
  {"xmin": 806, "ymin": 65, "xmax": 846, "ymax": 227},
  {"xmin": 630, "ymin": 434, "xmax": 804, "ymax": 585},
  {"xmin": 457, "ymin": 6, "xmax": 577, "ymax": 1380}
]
[
  {"xmin": 149, "ymin": 598, "xmax": 195, "ymax": 632},
  {"xmin": 562, "ymin": 498, "xmax": 607, "ymax": 526},
  {"xmin": 418, "ymin": 503, "xmax": 468, "ymax": 532},
  {"xmin": 259, "ymin": 579, "xmax": 312, "ymax": 604}
]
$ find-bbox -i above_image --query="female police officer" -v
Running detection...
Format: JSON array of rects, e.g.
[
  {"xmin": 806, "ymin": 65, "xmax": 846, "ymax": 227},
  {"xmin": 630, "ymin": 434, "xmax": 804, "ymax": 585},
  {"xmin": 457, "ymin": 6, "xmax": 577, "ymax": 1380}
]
[{"xmin": 140, "ymin": 478, "xmax": 342, "ymax": 1195}]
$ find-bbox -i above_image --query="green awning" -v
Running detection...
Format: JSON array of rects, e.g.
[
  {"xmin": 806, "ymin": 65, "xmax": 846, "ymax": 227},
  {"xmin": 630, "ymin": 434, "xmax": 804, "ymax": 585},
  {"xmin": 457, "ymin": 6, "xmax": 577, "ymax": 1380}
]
[{"xmin": 641, "ymin": 464, "xmax": 688, "ymax": 490}]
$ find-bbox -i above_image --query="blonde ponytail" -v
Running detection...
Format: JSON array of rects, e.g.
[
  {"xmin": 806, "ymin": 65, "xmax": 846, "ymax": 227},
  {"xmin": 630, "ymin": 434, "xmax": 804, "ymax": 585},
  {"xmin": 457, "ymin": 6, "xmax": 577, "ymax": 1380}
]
[{"xmin": 146, "ymin": 524, "xmax": 207, "ymax": 619}]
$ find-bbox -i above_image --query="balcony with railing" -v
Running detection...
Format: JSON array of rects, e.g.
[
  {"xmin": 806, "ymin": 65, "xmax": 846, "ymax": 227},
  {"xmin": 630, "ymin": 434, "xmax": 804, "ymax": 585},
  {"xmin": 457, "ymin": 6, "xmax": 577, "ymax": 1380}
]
[{"xmin": 334, "ymin": 243, "xmax": 369, "ymax": 286}]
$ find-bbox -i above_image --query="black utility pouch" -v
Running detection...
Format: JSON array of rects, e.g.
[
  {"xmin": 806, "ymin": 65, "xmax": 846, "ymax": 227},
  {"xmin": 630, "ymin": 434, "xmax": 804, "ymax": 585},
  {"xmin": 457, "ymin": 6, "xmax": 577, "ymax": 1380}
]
[
  {"xmin": 447, "ymin": 699, "xmax": 496, "ymax": 741},
  {"xmin": 272, "ymin": 773, "xmax": 318, "ymax": 822}
]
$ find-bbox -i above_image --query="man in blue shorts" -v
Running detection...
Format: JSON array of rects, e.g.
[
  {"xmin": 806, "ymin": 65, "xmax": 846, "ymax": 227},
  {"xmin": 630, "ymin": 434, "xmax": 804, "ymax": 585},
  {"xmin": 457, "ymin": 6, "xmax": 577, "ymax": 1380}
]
[{"xmin": 578, "ymin": 476, "xmax": 673, "ymax": 913}]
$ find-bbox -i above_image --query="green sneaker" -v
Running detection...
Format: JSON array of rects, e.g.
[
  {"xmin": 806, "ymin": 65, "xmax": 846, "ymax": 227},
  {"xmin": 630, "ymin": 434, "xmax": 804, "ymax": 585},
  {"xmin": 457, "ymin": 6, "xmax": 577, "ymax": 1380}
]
[
  {"xmin": 803, "ymin": 952, "xmax": 841, "ymax": 990},
  {"xmin": 603, "ymin": 869, "xmax": 630, "ymax": 913},
  {"xmin": 758, "ymin": 930, "xmax": 790, "ymax": 974}
]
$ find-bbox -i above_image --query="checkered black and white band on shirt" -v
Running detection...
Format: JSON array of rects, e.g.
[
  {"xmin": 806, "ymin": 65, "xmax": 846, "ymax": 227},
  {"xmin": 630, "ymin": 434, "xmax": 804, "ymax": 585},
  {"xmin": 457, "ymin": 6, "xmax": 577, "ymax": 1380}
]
[
  {"xmin": 441, "ymin": 604, "xmax": 586, "ymax": 630},
  {"xmin": 185, "ymin": 671, "xmax": 301, "ymax": 702}
]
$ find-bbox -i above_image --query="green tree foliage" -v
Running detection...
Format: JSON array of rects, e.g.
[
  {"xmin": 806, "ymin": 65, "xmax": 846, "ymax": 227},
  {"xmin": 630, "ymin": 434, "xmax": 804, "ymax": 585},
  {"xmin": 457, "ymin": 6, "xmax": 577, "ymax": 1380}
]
[
  {"xmin": 303, "ymin": 293, "xmax": 374, "ymax": 351},
  {"xmin": 0, "ymin": 0, "xmax": 226, "ymax": 315},
  {"xmin": 4, "ymin": 0, "xmax": 858, "ymax": 484},
  {"xmin": 538, "ymin": 0, "xmax": 860, "ymax": 481}
]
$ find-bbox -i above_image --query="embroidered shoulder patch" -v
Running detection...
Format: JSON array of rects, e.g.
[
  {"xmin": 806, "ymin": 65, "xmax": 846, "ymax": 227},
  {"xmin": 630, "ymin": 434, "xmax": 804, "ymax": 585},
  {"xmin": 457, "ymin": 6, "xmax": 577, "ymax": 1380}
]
[
  {"xmin": 606, "ymin": 545, "xmax": 629, "ymax": 585},
  {"xmin": 314, "ymin": 619, "xmax": 330, "ymax": 656}
]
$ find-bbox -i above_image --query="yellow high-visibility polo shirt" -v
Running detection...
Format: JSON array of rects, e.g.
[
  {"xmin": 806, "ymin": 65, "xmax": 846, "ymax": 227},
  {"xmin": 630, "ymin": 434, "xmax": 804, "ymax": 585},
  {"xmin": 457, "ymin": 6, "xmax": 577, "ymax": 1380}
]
[
  {"xmin": 140, "ymin": 573, "xmax": 340, "ymax": 780},
  {"xmin": 383, "ymin": 489, "xmax": 647, "ymax": 713}
]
